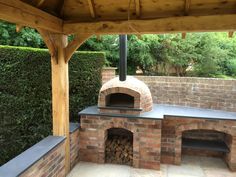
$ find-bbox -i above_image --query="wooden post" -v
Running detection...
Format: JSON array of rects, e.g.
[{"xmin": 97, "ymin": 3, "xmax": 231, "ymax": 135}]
[
  {"xmin": 37, "ymin": 29, "xmax": 91, "ymax": 174},
  {"xmin": 51, "ymin": 34, "xmax": 70, "ymax": 174},
  {"xmin": 228, "ymin": 31, "xmax": 234, "ymax": 38},
  {"xmin": 37, "ymin": 29, "xmax": 70, "ymax": 173},
  {"xmin": 181, "ymin": 32, "xmax": 186, "ymax": 39}
]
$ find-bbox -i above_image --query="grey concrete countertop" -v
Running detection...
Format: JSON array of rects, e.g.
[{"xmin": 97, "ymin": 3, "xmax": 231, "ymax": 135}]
[
  {"xmin": 0, "ymin": 136, "xmax": 65, "ymax": 177},
  {"xmin": 70, "ymin": 122, "xmax": 79, "ymax": 133},
  {"xmin": 79, "ymin": 104, "xmax": 236, "ymax": 121}
]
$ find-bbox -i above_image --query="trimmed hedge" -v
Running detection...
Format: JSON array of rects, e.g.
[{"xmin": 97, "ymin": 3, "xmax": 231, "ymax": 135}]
[{"xmin": 0, "ymin": 45, "xmax": 105, "ymax": 165}]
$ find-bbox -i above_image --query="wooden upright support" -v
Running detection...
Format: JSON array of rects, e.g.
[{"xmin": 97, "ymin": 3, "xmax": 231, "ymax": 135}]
[
  {"xmin": 37, "ymin": 29, "xmax": 91, "ymax": 174},
  {"xmin": 16, "ymin": 24, "xmax": 24, "ymax": 32},
  {"xmin": 228, "ymin": 31, "xmax": 234, "ymax": 38},
  {"xmin": 50, "ymin": 34, "xmax": 70, "ymax": 173},
  {"xmin": 38, "ymin": 29, "xmax": 70, "ymax": 173}
]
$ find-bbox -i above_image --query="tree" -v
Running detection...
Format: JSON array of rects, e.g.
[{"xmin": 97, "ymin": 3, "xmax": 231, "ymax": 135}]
[
  {"xmin": 1, "ymin": 20, "xmax": 236, "ymax": 78},
  {"xmin": 193, "ymin": 33, "xmax": 229, "ymax": 77},
  {"xmin": 0, "ymin": 20, "xmax": 44, "ymax": 48},
  {"xmin": 157, "ymin": 34, "xmax": 199, "ymax": 76},
  {"xmin": 127, "ymin": 35, "xmax": 159, "ymax": 74},
  {"xmin": 79, "ymin": 35, "xmax": 160, "ymax": 75},
  {"xmin": 79, "ymin": 35, "xmax": 119, "ymax": 66}
]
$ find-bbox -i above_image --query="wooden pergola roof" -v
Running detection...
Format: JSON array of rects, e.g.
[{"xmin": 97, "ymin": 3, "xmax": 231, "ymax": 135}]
[
  {"xmin": 1, "ymin": 0, "xmax": 236, "ymax": 175},
  {"xmin": 1, "ymin": 0, "xmax": 236, "ymax": 34}
]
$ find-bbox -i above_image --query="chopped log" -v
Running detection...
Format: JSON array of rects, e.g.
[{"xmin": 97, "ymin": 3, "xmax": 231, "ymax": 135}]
[{"xmin": 105, "ymin": 135, "xmax": 133, "ymax": 165}]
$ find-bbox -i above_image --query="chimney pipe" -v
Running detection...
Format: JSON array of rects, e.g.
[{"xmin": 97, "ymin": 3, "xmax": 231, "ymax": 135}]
[{"xmin": 119, "ymin": 35, "xmax": 127, "ymax": 81}]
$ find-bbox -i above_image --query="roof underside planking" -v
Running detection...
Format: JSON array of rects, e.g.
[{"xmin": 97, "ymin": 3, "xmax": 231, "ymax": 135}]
[{"xmin": 1, "ymin": 0, "xmax": 236, "ymax": 34}]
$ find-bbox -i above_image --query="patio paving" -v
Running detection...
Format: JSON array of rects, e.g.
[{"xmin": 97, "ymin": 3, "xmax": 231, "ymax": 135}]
[{"xmin": 67, "ymin": 156, "xmax": 236, "ymax": 177}]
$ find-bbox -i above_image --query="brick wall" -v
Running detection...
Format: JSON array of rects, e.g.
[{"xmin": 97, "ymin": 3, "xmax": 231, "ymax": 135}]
[
  {"xmin": 101, "ymin": 67, "xmax": 116, "ymax": 84},
  {"xmin": 79, "ymin": 115, "xmax": 162, "ymax": 170},
  {"xmin": 20, "ymin": 141, "xmax": 66, "ymax": 177},
  {"xmin": 161, "ymin": 116, "xmax": 236, "ymax": 171},
  {"xmin": 136, "ymin": 76, "xmax": 236, "ymax": 112},
  {"xmin": 70, "ymin": 129, "xmax": 79, "ymax": 169},
  {"xmin": 101, "ymin": 69, "xmax": 236, "ymax": 112}
]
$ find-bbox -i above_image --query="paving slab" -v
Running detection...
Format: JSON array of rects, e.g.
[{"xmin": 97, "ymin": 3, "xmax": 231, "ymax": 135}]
[{"xmin": 67, "ymin": 156, "xmax": 236, "ymax": 177}]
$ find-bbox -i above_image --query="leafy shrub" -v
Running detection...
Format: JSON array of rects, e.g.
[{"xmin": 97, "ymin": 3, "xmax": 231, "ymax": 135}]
[
  {"xmin": 0, "ymin": 45, "xmax": 105, "ymax": 165},
  {"xmin": 226, "ymin": 59, "xmax": 236, "ymax": 76}
]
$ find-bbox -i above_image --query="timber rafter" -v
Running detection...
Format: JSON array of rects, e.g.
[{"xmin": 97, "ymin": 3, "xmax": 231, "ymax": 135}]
[
  {"xmin": 135, "ymin": 0, "xmax": 141, "ymax": 18},
  {"xmin": 65, "ymin": 34, "xmax": 92, "ymax": 62},
  {"xmin": 0, "ymin": 0, "xmax": 62, "ymax": 33},
  {"xmin": 1, "ymin": 0, "xmax": 236, "ymax": 36},
  {"xmin": 37, "ymin": 28, "xmax": 91, "ymax": 63},
  {"xmin": 63, "ymin": 14, "xmax": 236, "ymax": 35},
  {"xmin": 184, "ymin": 0, "xmax": 191, "ymax": 16},
  {"xmin": 87, "ymin": 0, "xmax": 96, "ymax": 18}
]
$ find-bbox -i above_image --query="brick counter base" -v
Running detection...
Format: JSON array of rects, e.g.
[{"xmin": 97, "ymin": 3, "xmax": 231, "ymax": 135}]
[
  {"xmin": 79, "ymin": 115, "xmax": 162, "ymax": 170},
  {"xmin": 20, "ymin": 141, "xmax": 66, "ymax": 177},
  {"xmin": 70, "ymin": 128, "xmax": 79, "ymax": 169},
  {"xmin": 161, "ymin": 116, "xmax": 236, "ymax": 171}
]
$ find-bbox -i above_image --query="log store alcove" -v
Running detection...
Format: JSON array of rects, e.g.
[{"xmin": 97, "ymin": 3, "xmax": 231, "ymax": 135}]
[{"xmin": 105, "ymin": 128, "xmax": 133, "ymax": 166}]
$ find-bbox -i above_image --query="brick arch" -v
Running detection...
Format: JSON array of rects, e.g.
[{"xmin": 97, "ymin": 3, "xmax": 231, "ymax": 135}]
[
  {"xmin": 104, "ymin": 121, "xmax": 134, "ymax": 134},
  {"xmin": 174, "ymin": 122, "xmax": 234, "ymax": 165},
  {"xmin": 176, "ymin": 122, "xmax": 234, "ymax": 136},
  {"xmin": 103, "ymin": 123, "xmax": 139, "ymax": 167},
  {"xmin": 98, "ymin": 87, "xmax": 141, "ymax": 108}
]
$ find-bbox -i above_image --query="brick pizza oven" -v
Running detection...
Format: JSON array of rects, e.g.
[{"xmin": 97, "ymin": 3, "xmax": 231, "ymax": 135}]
[
  {"xmin": 98, "ymin": 76, "xmax": 153, "ymax": 115},
  {"xmin": 78, "ymin": 35, "xmax": 162, "ymax": 170},
  {"xmin": 79, "ymin": 75, "xmax": 162, "ymax": 170},
  {"xmin": 78, "ymin": 35, "xmax": 236, "ymax": 171}
]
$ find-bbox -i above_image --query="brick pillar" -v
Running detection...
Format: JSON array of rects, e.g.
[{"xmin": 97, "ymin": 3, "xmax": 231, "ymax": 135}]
[
  {"xmin": 227, "ymin": 135, "xmax": 236, "ymax": 171},
  {"xmin": 101, "ymin": 67, "xmax": 117, "ymax": 85}
]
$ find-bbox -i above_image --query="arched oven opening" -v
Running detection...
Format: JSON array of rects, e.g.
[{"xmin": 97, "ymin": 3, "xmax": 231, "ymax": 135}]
[
  {"xmin": 106, "ymin": 93, "xmax": 134, "ymax": 108},
  {"xmin": 105, "ymin": 128, "xmax": 133, "ymax": 166}
]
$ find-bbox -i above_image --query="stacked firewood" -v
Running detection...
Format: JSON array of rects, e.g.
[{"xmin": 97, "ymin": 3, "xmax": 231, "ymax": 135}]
[{"xmin": 105, "ymin": 135, "xmax": 133, "ymax": 166}]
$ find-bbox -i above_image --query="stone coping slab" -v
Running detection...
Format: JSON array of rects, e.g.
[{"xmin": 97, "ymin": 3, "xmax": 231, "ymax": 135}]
[
  {"xmin": 0, "ymin": 136, "xmax": 65, "ymax": 177},
  {"xmin": 79, "ymin": 104, "xmax": 236, "ymax": 120},
  {"xmin": 70, "ymin": 122, "xmax": 80, "ymax": 133}
]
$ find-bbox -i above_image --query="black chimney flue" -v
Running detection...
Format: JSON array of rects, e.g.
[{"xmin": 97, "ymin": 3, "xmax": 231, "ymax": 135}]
[{"xmin": 119, "ymin": 35, "xmax": 127, "ymax": 81}]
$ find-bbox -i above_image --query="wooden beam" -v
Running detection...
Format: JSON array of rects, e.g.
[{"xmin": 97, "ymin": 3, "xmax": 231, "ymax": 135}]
[
  {"xmin": 63, "ymin": 14, "xmax": 236, "ymax": 35},
  {"xmin": 37, "ymin": 29, "xmax": 57, "ymax": 59},
  {"xmin": 135, "ymin": 0, "xmax": 141, "ymax": 18},
  {"xmin": 36, "ymin": 0, "xmax": 45, "ymax": 7},
  {"xmin": 38, "ymin": 29, "xmax": 70, "ymax": 174},
  {"xmin": 16, "ymin": 24, "xmax": 24, "ymax": 33},
  {"xmin": 228, "ymin": 31, "xmax": 234, "ymax": 38},
  {"xmin": 60, "ymin": 0, "xmax": 65, "ymax": 17},
  {"xmin": 96, "ymin": 35, "xmax": 102, "ymax": 41},
  {"xmin": 87, "ymin": 0, "xmax": 96, "ymax": 18},
  {"xmin": 65, "ymin": 34, "xmax": 91, "ymax": 63},
  {"xmin": 184, "ymin": 0, "xmax": 191, "ymax": 15},
  {"xmin": 136, "ymin": 34, "xmax": 142, "ymax": 39},
  {"xmin": 0, "ymin": 0, "xmax": 62, "ymax": 33}
]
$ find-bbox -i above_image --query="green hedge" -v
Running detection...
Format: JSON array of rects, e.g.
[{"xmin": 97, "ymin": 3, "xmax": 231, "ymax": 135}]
[{"xmin": 0, "ymin": 45, "xmax": 105, "ymax": 165}]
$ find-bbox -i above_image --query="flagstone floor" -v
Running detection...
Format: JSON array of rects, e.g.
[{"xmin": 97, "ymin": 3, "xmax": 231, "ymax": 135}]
[{"xmin": 67, "ymin": 156, "xmax": 236, "ymax": 177}]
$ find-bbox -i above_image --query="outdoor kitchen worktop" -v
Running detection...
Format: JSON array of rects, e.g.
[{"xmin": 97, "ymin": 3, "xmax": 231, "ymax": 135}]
[{"xmin": 79, "ymin": 104, "xmax": 236, "ymax": 120}]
